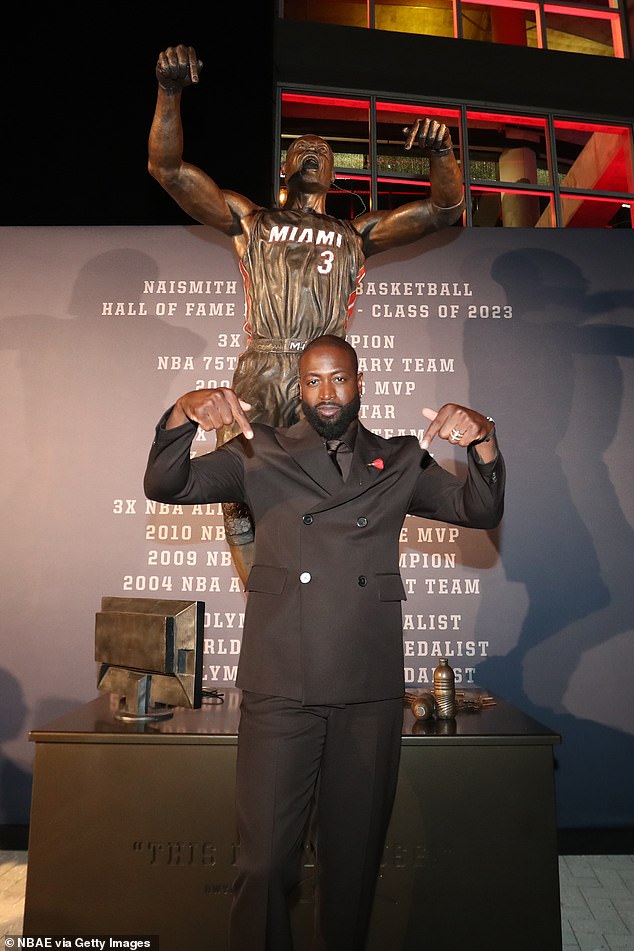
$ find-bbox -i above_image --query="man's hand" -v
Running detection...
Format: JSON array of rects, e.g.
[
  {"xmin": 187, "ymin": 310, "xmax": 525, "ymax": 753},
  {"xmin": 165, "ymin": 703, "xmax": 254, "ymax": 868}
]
[
  {"xmin": 403, "ymin": 118, "xmax": 453, "ymax": 155},
  {"xmin": 156, "ymin": 45, "xmax": 202, "ymax": 93},
  {"xmin": 421, "ymin": 404, "xmax": 494, "ymax": 452},
  {"xmin": 167, "ymin": 388, "xmax": 253, "ymax": 438}
]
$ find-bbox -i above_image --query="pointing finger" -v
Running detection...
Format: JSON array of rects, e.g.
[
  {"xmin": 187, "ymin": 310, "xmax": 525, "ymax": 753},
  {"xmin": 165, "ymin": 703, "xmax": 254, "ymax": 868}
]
[
  {"xmin": 421, "ymin": 406, "xmax": 439, "ymax": 449},
  {"xmin": 231, "ymin": 398, "xmax": 254, "ymax": 440}
]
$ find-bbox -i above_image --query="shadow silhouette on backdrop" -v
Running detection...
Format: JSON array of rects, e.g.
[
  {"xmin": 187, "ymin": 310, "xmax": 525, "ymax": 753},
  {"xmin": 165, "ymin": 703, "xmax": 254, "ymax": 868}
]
[
  {"xmin": 463, "ymin": 245, "xmax": 634, "ymax": 826},
  {"xmin": 0, "ymin": 243, "xmax": 210, "ymax": 825},
  {"xmin": 1, "ymin": 244, "xmax": 208, "ymax": 625}
]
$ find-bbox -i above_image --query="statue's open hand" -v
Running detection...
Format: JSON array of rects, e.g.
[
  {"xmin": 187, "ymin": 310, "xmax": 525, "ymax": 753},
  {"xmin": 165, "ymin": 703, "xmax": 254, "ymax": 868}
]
[
  {"xmin": 156, "ymin": 45, "xmax": 203, "ymax": 91},
  {"xmin": 403, "ymin": 118, "xmax": 452, "ymax": 154}
]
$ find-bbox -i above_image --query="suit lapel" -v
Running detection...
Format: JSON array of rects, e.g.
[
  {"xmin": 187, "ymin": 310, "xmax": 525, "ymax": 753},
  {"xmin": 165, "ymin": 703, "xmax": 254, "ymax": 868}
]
[
  {"xmin": 275, "ymin": 420, "xmax": 392, "ymax": 505},
  {"xmin": 275, "ymin": 420, "xmax": 343, "ymax": 495}
]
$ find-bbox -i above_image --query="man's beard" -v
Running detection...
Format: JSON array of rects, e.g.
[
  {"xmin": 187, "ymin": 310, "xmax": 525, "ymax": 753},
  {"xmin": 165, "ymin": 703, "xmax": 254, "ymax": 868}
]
[{"xmin": 302, "ymin": 394, "xmax": 361, "ymax": 439}]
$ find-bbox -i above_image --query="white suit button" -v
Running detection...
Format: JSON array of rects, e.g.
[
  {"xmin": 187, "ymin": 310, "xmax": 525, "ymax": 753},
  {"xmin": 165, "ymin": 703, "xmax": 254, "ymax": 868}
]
[{"xmin": 300, "ymin": 572, "xmax": 312, "ymax": 584}]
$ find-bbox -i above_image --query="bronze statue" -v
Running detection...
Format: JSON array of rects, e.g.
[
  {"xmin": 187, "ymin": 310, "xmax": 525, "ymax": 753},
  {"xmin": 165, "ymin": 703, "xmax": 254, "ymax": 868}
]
[{"xmin": 149, "ymin": 44, "xmax": 465, "ymax": 584}]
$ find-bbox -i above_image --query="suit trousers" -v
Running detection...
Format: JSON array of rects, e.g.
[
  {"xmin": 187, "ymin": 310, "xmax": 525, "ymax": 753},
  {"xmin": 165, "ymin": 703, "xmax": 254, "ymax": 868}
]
[{"xmin": 228, "ymin": 691, "xmax": 404, "ymax": 951}]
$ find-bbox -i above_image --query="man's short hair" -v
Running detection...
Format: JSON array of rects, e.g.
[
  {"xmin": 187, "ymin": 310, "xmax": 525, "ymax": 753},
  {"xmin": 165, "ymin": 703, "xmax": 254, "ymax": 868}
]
[{"xmin": 300, "ymin": 335, "xmax": 358, "ymax": 372}]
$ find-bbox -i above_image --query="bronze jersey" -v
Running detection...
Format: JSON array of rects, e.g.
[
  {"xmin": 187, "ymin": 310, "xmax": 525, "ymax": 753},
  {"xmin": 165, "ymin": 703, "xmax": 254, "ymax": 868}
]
[
  {"xmin": 223, "ymin": 207, "xmax": 366, "ymax": 433},
  {"xmin": 240, "ymin": 207, "xmax": 365, "ymax": 345}
]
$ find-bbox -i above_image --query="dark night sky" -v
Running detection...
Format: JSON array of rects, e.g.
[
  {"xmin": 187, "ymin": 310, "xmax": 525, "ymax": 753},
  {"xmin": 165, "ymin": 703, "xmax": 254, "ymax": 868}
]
[{"xmin": 5, "ymin": 5, "xmax": 275, "ymax": 225}]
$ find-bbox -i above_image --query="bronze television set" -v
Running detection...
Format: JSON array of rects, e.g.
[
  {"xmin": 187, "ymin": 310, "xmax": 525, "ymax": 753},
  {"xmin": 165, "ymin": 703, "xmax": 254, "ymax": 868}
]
[{"xmin": 95, "ymin": 596, "xmax": 204, "ymax": 721}]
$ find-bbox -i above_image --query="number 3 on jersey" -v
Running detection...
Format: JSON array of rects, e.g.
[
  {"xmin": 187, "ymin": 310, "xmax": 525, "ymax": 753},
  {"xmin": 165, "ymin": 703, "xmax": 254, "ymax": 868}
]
[{"xmin": 318, "ymin": 250, "xmax": 335, "ymax": 275}]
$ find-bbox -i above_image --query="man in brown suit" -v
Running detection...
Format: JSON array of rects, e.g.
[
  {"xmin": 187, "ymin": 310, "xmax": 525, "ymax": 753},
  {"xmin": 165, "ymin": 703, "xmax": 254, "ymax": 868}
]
[{"xmin": 144, "ymin": 335, "xmax": 504, "ymax": 951}]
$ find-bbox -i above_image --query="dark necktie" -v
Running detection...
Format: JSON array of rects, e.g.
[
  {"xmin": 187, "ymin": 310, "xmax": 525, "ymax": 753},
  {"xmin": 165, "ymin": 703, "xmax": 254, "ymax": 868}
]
[{"xmin": 326, "ymin": 439, "xmax": 343, "ymax": 475}]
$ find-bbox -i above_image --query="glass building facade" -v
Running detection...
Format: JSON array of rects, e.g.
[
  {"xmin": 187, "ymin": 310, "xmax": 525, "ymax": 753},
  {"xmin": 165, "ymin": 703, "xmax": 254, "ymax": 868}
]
[{"xmin": 276, "ymin": 1, "xmax": 634, "ymax": 227}]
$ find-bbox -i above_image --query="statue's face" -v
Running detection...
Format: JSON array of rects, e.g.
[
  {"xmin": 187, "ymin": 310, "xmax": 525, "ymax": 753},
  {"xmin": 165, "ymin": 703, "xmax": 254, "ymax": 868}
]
[{"xmin": 283, "ymin": 135, "xmax": 334, "ymax": 192}]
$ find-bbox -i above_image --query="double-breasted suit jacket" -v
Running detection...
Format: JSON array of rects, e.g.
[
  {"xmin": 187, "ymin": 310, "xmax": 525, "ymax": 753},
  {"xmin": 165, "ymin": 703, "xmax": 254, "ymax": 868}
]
[{"xmin": 144, "ymin": 415, "xmax": 505, "ymax": 706}]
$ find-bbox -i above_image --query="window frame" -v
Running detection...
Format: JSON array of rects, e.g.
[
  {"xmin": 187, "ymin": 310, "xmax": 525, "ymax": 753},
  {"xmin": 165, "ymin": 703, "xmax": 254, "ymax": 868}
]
[
  {"xmin": 279, "ymin": 0, "xmax": 629, "ymax": 58},
  {"xmin": 276, "ymin": 87, "xmax": 634, "ymax": 228}
]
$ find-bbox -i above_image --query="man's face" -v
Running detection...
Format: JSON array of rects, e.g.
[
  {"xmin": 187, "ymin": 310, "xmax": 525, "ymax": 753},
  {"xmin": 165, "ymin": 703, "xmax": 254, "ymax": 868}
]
[
  {"xmin": 283, "ymin": 135, "xmax": 334, "ymax": 193},
  {"xmin": 299, "ymin": 343, "xmax": 363, "ymax": 439}
]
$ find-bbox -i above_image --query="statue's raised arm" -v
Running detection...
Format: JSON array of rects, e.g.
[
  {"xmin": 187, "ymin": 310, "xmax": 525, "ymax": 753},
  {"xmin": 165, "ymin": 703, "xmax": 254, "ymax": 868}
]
[
  {"xmin": 148, "ymin": 44, "xmax": 260, "ymax": 237},
  {"xmin": 352, "ymin": 116, "xmax": 465, "ymax": 257}
]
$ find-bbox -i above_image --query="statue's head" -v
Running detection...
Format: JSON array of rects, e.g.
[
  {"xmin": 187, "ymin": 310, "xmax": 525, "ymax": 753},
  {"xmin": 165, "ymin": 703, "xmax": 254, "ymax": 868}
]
[{"xmin": 282, "ymin": 134, "xmax": 335, "ymax": 192}]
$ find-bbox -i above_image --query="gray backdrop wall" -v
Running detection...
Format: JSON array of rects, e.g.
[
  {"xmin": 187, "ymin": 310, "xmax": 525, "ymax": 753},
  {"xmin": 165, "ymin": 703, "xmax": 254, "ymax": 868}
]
[{"xmin": 1, "ymin": 224, "xmax": 632, "ymax": 829}]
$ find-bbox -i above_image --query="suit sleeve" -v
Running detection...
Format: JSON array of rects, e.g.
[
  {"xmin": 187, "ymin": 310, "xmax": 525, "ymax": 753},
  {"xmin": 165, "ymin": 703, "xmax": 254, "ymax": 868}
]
[
  {"xmin": 407, "ymin": 444, "xmax": 505, "ymax": 529},
  {"xmin": 143, "ymin": 410, "xmax": 246, "ymax": 505}
]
